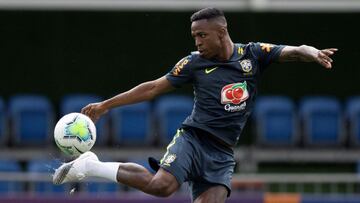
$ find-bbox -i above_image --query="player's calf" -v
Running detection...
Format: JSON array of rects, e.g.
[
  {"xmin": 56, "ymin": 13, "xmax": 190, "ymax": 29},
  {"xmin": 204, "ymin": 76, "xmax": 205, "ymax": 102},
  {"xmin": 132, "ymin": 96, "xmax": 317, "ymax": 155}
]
[
  {"xmin": 117, "ymin": 165, "xmax": 179, "ymax": 197},
  {"xmin": 53, "ymin": 152, "xmax": 179, "ymax": 198}
]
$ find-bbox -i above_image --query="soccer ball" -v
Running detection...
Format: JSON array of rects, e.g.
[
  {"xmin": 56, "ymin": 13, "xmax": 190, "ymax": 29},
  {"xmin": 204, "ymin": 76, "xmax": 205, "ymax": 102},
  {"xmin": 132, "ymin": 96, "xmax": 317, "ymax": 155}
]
[{"xmin": 54, "ymin": 113, "xmax": 96, "ymax": 156}]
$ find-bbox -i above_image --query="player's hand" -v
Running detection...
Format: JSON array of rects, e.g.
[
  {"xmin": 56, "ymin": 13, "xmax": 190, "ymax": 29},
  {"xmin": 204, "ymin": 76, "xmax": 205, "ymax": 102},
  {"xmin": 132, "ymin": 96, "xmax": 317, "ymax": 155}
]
[
  {"xmin": 315, "ymin": 48, "xmax": 338, "ymax": 69},
  {"xmin": 81, "ymin": 102, "xmax": 108, "ymax": 123}
]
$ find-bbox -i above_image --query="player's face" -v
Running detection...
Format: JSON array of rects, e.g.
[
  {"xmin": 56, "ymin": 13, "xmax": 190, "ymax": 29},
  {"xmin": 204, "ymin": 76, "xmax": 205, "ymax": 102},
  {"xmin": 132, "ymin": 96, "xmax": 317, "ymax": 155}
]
[{"xmin": 191, "ymin": 19, "xmax": 222, "ymax": 59}]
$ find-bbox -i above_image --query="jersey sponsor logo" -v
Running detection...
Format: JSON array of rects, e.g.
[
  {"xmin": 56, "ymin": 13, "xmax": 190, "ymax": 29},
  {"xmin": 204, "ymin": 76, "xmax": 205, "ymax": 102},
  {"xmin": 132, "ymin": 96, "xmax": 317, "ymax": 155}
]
[
  {"xmin": 205, "ymin": 67, "xmax": 218, "ymax": 74},
  {"xmin": 221, "ymin": 81, "xmax": 249, "ymax": 104},
  {"xmin": 172, "ymin": 57, "xmax": 189, "ymax": 76},
  {"xmin": 224, "ymin": 102, "xmax": 246, "ymax": 112},
  {"xmin": 260, "ymin": 43, "xmax": 274, "ymax": 53},
  {"xmin": 221, "ymin": 81, "xmax": 249, "ymax": 112},
  {"xmin": 239, "ymin": 59, "xmax": 252, "ymax": 73}
]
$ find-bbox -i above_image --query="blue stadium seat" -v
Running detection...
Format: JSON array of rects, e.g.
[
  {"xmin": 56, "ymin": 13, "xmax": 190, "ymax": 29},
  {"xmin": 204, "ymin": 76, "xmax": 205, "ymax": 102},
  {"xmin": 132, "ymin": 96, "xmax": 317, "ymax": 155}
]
[
  {"xmin": 0, "ymin": 98, "xmax": 6, "ymax": 145},
  {"xmin": 111, "ymin": 102, "xmax": 151, "ymax": 146},
  {"xmin": 254, "ymin": 96, "xmax": 298, "ymax": 147},
  {"xmin": 27, "ymin": 159, "xmax": 70, "ymax": 194},
  {"xmin": 299, "ymin": 96, "xmax": 344, "ymax": 147},
  {"xmin": 0, "ymin": 160, "xmax": 23, "ymax": 194},
  {"xmin": 60, "ymin": 94, "xmax": 109, "ymax": 145},
  {"xmin": 9, "ymin": 94, "xmax": 54, "ymax": 146},
  {"xmin": 154, "ymin": 95, "xmax": 193, "ymax": 144},
  {"xmin": 345, "ymin": 96, "xmax": 360, "ymax": 147}
]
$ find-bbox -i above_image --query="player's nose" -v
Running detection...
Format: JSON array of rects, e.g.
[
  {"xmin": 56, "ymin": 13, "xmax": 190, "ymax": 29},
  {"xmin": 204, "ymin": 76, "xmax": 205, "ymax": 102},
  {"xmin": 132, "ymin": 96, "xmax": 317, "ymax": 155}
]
[{"xmin": 195, "ymin": 38, "xmax": 202, "ymax": 47}]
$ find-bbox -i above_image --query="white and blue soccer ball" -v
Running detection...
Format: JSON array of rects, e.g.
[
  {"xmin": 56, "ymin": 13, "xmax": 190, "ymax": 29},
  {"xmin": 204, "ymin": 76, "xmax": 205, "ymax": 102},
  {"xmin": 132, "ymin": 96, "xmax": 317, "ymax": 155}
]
[{"xmin": 54, "ymin": 113, "xmax": 96, "ymax": 156}]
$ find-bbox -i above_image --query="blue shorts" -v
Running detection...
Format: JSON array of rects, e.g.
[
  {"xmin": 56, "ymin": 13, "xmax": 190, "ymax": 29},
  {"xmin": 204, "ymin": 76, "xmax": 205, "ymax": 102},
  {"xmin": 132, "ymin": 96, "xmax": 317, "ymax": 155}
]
[{"xmin": 155, "ymin": 128, "xmax": 235, "ymax": 201}]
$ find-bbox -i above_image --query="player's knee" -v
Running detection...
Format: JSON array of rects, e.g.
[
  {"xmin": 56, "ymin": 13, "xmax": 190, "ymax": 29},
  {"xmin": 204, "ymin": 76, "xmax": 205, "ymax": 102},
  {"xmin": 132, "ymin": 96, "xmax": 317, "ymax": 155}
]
[
  {"xmin": 156, "ymin": 186, "xmax": 175, "ymax": 197},
  {"xmin": 194, "ymin": 186, "xmax": 227, "ymax": 203},
  {"xmin": 150, "ymin": 182, "xmax": 176, "ymax": 197},
  {"xmin": 148, "ymin": 173, "xmax": 179, "ymax": 197},
  {"xmin": 146, "ymin": 177, "xmax": 177, "ymax": 197},
  {"xmin": 196, "ymin": 198, "xmax": 226, "ymax": 203}
]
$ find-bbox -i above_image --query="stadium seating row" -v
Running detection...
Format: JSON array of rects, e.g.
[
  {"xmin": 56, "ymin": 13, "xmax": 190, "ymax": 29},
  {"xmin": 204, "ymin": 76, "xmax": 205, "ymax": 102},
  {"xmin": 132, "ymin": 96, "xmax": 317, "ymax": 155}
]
[
  {"xmin": 1, "ymin": 94, "xmax": 360, "ymax": 148},
  {"xmin": 254, "ymin": 96, "xmax": 360, "ymax": 147},
  {"xmin": 0, "ymin": 94, "xmax": 193, "ymax": 147}
]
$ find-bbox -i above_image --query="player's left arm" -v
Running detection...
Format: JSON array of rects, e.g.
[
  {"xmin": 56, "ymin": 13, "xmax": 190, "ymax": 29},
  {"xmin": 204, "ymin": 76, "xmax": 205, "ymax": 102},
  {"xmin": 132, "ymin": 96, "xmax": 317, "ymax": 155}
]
[{"xmin": 278, "ymin": 45, "xmax": 338, "ymax": 69}]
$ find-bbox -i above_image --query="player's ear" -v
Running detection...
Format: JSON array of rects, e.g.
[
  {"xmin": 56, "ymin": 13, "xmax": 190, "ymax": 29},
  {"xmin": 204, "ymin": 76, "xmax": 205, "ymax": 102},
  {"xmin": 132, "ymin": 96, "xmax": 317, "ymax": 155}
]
[{"xmin": 218, "ymin": 27, "xmax": 226, "ymax": 39}]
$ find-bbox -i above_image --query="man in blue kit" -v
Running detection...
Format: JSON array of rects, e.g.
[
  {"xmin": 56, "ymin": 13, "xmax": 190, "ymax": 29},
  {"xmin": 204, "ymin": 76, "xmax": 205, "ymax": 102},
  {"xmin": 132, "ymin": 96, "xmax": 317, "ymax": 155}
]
[{"xmin": 53, "ymin": 7, "xmax": 337, "ymax": 203}]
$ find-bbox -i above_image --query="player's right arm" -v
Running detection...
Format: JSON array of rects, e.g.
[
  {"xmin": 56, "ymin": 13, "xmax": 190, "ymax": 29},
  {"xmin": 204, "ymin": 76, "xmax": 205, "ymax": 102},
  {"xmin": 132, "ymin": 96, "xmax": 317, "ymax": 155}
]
[
  {"xmin": 82, "ymin": 55, "xmax": 193, "ymax": 122},
  {"xmin": 81, "ymin": 76, "xmax": 174, "ymax": 122}
]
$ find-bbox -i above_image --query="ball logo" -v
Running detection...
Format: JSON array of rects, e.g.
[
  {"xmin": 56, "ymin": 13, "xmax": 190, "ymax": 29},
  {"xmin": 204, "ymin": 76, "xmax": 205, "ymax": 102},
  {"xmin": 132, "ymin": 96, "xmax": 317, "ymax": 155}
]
[
  {"xmin": 65, "ymin": 116, "xmax": 93, "ymax": 142},
  {"xmin": 221, "ymin": 81, "xmax": 249, "ymax": 105}
]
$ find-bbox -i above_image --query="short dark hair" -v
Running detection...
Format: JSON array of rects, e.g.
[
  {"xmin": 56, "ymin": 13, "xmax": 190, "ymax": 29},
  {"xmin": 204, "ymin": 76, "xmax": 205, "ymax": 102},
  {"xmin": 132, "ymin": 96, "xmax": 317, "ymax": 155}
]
[{"xmin": 190, "ymin": 7, "xmax": 225, "ymax": 22}]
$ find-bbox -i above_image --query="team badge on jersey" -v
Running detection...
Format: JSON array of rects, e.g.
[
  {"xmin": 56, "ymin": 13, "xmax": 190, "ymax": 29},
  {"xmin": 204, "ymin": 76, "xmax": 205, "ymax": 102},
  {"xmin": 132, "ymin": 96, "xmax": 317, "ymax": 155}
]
[
  {"xmin": 221, "ymin": 81, "xmax": 249, "ymax": 112},
  {"xmin": 162, "ymin": 154, "xmax": 176, "ymax": 166},
  {"xmin": 239, "ymin": 59, "xmax": 252, "ymax": 73}
]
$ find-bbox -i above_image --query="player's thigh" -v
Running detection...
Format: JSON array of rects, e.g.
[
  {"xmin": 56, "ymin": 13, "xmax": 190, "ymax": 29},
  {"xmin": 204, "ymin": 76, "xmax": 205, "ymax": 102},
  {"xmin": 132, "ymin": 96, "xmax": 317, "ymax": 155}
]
[
  {"xmin": 148, "ymin": 168, "xmax": 180, "ymax": 196},
  {"xmin": 159, "ymin": 129, "xmax": 195, "ymax": 186},
  {"xmin": 193, "ymin": 185, "xmax": 228, "ymax": 203}
]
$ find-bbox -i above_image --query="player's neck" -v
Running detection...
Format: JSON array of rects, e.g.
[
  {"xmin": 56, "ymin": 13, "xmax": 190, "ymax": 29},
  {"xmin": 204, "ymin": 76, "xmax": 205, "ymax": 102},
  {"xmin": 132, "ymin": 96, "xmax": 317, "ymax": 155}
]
[{"xmin": 216, "ymin": 39, "xmax": 234, "ymax": 61}]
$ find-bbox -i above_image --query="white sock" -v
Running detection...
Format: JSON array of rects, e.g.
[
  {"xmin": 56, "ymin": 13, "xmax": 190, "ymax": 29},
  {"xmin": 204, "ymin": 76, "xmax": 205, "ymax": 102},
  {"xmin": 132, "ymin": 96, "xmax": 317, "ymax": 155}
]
[{"xmin": 86, "ymin": 160, "xmax": 120, "ymax": 182}]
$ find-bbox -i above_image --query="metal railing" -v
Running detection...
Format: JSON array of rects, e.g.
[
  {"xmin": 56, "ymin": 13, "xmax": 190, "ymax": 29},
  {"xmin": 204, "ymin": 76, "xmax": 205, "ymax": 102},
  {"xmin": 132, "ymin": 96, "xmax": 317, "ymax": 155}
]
[
  {"xmin": 232, "ymin": 173, "xmax": 360, "ymax": 194},
  {"xmin": 0, "ymin": 171, "xmax": 359, "ymax": 194}
]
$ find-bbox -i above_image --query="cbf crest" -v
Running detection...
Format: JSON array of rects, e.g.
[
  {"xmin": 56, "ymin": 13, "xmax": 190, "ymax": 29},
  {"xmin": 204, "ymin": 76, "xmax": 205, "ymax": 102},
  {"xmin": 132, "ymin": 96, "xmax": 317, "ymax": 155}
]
[
  {"xmin": 239, "ymin": 59, "xmax": 252, "ymax": 73},
  {"xmin": 162, "ymin": 154, "xmax": 176, "ymax": 166}
]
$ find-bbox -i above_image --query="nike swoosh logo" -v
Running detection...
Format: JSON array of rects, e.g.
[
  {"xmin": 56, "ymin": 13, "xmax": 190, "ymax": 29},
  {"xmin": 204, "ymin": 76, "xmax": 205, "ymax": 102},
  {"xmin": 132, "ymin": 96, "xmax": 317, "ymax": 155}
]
[{"xmin": 205, "ymin": 67, "xmax": 218, "ymax": 74}]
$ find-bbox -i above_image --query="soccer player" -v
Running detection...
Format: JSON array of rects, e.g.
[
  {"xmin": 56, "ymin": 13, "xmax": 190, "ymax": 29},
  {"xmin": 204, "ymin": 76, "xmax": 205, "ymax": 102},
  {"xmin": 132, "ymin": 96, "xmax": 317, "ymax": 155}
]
[{"xmin": 53, "ymin": 7, "xmax": 337, "ymax": 203}]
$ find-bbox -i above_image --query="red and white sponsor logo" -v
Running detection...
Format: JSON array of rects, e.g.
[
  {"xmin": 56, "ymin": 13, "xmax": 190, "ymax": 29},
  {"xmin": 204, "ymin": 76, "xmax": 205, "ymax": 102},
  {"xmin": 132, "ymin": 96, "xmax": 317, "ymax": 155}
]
[
  {"xmin": 221, "ymin": 81, "xmax": 249, "ymax": 112},
  {"xmin": 221, "ymin": 81, "xmax": 249, "ymax": 104}
]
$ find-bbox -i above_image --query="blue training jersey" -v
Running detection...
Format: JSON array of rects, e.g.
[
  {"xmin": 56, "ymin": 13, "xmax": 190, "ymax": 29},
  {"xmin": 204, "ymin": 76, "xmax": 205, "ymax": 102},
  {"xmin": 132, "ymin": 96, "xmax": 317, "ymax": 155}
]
[{"xmin": 166, "ymin": 42, "xmax": 285, "ymax": 146}]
